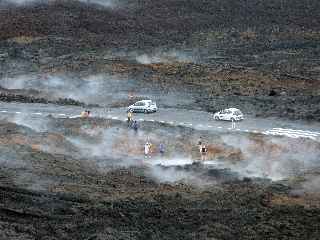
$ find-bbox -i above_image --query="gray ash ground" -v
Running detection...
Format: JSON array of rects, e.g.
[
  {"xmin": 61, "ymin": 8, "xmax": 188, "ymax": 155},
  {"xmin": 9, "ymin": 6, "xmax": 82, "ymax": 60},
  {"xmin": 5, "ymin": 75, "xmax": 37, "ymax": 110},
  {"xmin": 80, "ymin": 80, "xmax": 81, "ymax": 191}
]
[
  {"xmin": 0, "ymin": 0, "xmax": 320, "ymax": 239},
  {"xmin": 0, "ymin": 0, "xmax": 320, "ymax": 120},
  {"xmin": 0, "ymin": 117, "xmax": 320, "ymax": 239}
]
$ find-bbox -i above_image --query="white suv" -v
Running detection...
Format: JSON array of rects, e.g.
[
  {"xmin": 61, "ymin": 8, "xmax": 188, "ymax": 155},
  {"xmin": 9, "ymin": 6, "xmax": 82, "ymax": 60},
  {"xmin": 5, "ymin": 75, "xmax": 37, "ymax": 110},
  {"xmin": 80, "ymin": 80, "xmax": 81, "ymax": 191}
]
[
  {"xmin": 213, "ymin": 108, "xmax": 244, "ymax": 121},
  {"xmin": 127, "ymin": 100, "xmax": 158, "ymax": 113}
]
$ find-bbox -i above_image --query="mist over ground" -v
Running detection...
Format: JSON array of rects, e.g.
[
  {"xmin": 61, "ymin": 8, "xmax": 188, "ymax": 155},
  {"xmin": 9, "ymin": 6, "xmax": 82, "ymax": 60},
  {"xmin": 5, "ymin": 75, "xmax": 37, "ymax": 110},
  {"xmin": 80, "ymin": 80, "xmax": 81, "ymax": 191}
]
[
  {"xmin": 0, "ymin": 73, "xmax": 137, "ymax": 104},
  {"xmin": 1, "ymin": 0, "xmax": 118, "ymax": 7},
  {"xmin": 0, "ymin": 0, "xmax": 320, "ymax": 238},
  {"xmin": 2, "ymin": 114, "xmax": 320, "ymax": 188}
]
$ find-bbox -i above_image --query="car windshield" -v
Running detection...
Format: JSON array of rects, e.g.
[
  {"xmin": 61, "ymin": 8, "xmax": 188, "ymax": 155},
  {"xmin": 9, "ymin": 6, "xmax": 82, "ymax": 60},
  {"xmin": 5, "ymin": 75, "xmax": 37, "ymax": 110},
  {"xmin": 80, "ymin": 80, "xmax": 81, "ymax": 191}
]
[
  {"xmin": 146, "ymin": 101, "xmax": 155, "ymax": 106},
  {"xmin": 234, "ymin": 110, "xmax": 242, "ymax": 115},
  {"xmin": 135, "ymin": 102, "xmax": 144, "ymax": 106}
]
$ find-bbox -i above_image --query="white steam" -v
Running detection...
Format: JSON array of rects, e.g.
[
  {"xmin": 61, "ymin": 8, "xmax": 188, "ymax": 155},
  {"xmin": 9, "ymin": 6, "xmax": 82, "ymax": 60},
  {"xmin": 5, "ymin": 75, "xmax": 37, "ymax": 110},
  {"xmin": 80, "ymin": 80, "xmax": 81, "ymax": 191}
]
[
  {"xmin": 2, "ymin": 0, "xmax": 38, "ymax": 4},
  {"xmin": 0, "ymin": 146, "xmax": 27, "ymax": 169},
  {"xmin": 7, "ymin": 112, "xmax": 50, "ymax": 132},
  {"xmin": 301, "ymin": 176, "xmax": 320, "ymax": 194},
  {"xmin": 77, "ymin": 0, "xmax": 115, "ymax": 8},
  {"xmin": 67, "ymin": 127, "xmax": 118, "ymax": 158},
  {"xmin": 67, "ymin": 126, "xmax": 144, "ymax": 170},
  {"xmin": 135, "ymin": 51, "xmax": 196, "ymax": 65},
  {"xmin": 150, "ymin": 158, "xmax": 194, "ymax": 166},
  {"xmin": 150, "ymin": 166, "xmax": 186, "ymax": 183},
  {"xmin": 2, "ymin": 0, "xmax": 117, "ymax": 7},
  {"xmin": 220, "ymin": 134, "xmax": 320, "ymax": 181},
  {"xmin": 148, "ymin": 164, "xmax": 209, "ymax": 186},
  {"xmin": 0, "ymin": 75, "xmax": 32, "ymax": 89},
  {"xmin": 0, "ymin": 74, "xmax": 134, "ymax": 105}
]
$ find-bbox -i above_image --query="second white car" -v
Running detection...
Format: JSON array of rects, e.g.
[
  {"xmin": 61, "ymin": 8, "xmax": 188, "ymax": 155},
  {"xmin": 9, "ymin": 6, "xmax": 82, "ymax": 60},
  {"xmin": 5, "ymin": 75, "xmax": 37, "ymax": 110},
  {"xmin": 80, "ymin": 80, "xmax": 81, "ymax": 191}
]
[{"xmin": 213, "ymin": 108, "xmax": 244, "ymax": 121}]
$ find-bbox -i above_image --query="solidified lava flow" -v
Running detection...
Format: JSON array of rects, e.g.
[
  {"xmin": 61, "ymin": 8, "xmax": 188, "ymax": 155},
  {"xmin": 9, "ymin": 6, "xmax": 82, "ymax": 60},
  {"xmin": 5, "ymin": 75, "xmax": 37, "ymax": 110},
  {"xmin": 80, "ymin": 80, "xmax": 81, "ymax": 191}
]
[
  {"xmin": 0, "ymin": 117, "xmax": 319, "ymax": 239},
  {"xmin": 1, "ymin": 0, "xmax": 320, "ymax": 239}
]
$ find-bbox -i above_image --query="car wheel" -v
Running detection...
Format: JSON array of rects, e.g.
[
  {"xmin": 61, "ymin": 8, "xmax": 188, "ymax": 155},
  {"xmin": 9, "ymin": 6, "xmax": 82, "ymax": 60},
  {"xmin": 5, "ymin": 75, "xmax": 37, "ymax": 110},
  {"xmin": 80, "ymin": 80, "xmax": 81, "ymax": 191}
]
[{"xmin": 214, "ymin": 116, "xmax": 219, "ymax": 120}]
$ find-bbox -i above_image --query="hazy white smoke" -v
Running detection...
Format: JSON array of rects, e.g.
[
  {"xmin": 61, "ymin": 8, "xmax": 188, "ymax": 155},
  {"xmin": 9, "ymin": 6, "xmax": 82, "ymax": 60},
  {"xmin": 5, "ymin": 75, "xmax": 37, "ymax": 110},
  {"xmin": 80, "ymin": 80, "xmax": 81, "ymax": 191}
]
[
  {"xmin": 0, "ymin": 75, "xmax": 32, "ymax": 89},
  {"xmin": 70, "ymin": 74, "xmax": 134, "ymax": 104},
  {"xmin": 2, "ymin": 0, "xmax": 38, "ymax": 4},
  {"xmin": 0, "ymin": 145, "xmax": 27, "ymax": 168},
  {"xmin": 150, "ymin": 158, "xmax": 194, "ymax": 166},
  {"xmin": 220, "ymin": 134, "xmax": 320, "ymax": 181},
  {"xmin": 147, "ymin": 163, "xmax": 215, "ymax": 187},
  {"xmin": 68, "ymin": 127, "xmax": 119, "ymax": 158},
  {"xmin": 2, "ymin": 0, "xmax": 116, "ymax": 7},
  {"xmin": 77, "ymin": 0, "xmax": 115, "ymax": 8},
  {"xmin": 302, "ymin": 176, "xmax": 320, "ymax": 194},
  {"xmin": 66, "ymin": 126, "xmax": 145, "ymax": 171},
  {"xmin": 149, "ymin": 165, "xmax": 196, "ymax": 183},
  {"xmin": 135, "ymin": 51, "xmax": 195, "ymax": 64},
  {"xmin": 0, "ymin": 74, "xmax": 134, "ymax": 105},
  {"xmin": 4, "ymin": 112, "xmax": 50, "ymax": 132}
]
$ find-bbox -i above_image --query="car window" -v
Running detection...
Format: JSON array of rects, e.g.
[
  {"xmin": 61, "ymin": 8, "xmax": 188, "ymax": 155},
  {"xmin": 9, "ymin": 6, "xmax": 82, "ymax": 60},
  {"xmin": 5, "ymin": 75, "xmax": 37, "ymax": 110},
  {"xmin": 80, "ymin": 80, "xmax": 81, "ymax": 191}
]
[
  {"xmin": 135, "ymin": 102, "xmax": 144, "ymax": 106},
  {"xmin": 234, "ymin": 110, "xmax": 242, "ymax": 115}
]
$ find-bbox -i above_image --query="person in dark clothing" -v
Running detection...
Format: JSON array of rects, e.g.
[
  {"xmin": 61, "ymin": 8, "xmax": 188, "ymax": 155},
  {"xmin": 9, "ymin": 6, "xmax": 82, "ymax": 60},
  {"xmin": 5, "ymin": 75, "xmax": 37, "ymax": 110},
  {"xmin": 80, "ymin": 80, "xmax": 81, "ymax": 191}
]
[
  {"xmin": 132, "ymin": 120, "xmax": 139, "ymax": 132},
  {"xmin": 198, "ymin": 137, "xmax": 202, "ymax": 147},
  {"xmin": 159, "ymin": 143, "xmax": 165, "ymax": 157}
]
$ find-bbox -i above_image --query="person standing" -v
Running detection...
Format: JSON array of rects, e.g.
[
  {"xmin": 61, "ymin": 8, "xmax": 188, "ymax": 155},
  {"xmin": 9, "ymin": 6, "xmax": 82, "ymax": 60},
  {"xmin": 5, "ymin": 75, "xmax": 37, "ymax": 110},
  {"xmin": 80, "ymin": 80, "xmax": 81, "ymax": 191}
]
[
  {"xmin": 231, "ymin": 118, "xmax": 236, "ymax": 129},
  {"xmin": 200, "ymin": 144, "xmax": 208, "ymax": 161},
  {"xmin": 144, "ymin": 142, "xmax": 151, "ymax": 158},
  {"xmin": 159, "ymin": 143, "xmax": 165, "ymax": 157},
  {"xmin": 80, "ymin": 110, "xmax": 89, "ymax": 118},
  {"xmin": 132, "ymin": 120, "xmax": 139, "ymax": 133},
  {"xmin": 197, "ymin": 137, "xmax": 202, "ymax": 152},
  {"xmin": 127, "ymin": 110, "xmax": 133, "ymax": 126}
]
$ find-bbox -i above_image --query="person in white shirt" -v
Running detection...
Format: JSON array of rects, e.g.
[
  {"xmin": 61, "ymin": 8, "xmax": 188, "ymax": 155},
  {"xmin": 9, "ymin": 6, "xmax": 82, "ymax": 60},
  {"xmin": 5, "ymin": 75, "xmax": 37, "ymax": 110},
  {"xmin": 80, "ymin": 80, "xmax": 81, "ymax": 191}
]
[{"xmin": 144, "ymin": 142, "xmax": 151, "ymax": 158}]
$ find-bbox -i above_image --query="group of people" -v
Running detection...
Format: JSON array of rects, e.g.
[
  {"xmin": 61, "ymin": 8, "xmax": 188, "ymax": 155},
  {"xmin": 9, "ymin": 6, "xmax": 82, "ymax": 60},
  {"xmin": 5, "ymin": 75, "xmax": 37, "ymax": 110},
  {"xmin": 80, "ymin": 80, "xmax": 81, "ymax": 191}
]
[
  {"xmin": 144, "ymin": 139, "xmax": 207, "ymax": 160},
  {"xmin": 130, "ymin": 111, "xmax": 209, "ymax": 160},
  {"xmin": 144, "ymin": 141, "xmax": 165, "ymax": 158},
  {"xmin": 128, "ymin": 111, "xmax": 166, "ymax": 158},
  {"xmin": 127, "ymin": 110, "xmax": 139, "ymax": 132},
  {"xmin": 79, "ymin": 109, "xmax": 208, "ymax": 160}
]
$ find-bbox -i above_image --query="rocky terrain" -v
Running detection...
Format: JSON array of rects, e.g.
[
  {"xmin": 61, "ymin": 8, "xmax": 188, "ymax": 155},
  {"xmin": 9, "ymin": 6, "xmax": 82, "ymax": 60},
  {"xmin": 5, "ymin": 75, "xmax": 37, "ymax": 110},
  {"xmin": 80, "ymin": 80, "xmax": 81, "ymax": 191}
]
[
  {"xmin": 0, "ymin": 117, "xmax": 320, "ymax": 239},
  {"xmin": 0, "ymin": 0, "xmax": 320, "ymax": 239},
  {"xmin": 0, "ymin": 0, "xmax": 319, "ymax": 119}
]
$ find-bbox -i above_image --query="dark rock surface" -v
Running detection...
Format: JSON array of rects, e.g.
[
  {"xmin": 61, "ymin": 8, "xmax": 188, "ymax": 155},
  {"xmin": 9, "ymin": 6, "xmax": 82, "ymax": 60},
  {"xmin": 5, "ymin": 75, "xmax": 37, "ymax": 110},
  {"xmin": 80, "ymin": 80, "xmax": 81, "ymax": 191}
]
[{"xmin": 0, "ymin": 118, "xmax": 319, "ymax": 239}]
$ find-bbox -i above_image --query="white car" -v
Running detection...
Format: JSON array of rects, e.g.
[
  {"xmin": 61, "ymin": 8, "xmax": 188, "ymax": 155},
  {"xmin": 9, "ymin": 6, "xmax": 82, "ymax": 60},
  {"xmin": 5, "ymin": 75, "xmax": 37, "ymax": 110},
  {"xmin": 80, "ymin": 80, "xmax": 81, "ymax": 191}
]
[
  {"xmin": 127, "ymin": 100, "xmax": 158, "ymax": 113},
  {"xmin": 213, "ymin": 108, "xmax": 244, "ymax": 121}
]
